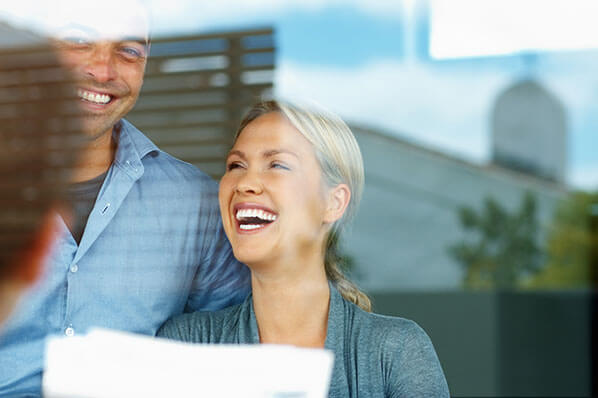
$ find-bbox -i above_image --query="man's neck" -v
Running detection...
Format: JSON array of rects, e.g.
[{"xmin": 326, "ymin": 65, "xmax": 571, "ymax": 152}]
[{"xmin": 71, "ymin": 127, "xmax": 117, "ymax": 183}]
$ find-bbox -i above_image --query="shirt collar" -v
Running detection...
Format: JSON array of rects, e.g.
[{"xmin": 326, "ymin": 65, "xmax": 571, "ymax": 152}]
[{"xmin": 112, "ymin": 119, "xmax": 159, "ymax": 179}]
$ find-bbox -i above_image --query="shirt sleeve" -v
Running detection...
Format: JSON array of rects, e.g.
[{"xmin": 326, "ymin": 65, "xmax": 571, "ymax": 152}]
[
  {"xmin": 184, "ymin": 181, "xmax": 251, "ymax": 312},
  {"xmin": 384, "ymin": 319, "xmax": 450, "ymax": 398}
]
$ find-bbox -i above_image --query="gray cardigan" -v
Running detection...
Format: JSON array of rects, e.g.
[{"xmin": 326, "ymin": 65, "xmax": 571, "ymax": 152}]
[{"xmin": 158, "ymin": 285, "xmax": 450, "ymax": 397}]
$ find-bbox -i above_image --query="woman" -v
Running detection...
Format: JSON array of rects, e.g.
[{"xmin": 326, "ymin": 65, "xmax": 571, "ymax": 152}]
[{"xmin": 158, "ymin": 100, "xmax": 450, "ymax": 397}]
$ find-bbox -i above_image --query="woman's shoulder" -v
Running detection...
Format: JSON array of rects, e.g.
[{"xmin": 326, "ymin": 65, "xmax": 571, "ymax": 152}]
[
  {"xmin": 157, "ymin": 302, "xmax": 244, "ymax": 343},
  {"xmin": 358, "ymin": 310, "xmax": 430, "ymax": 348},
  {"xmin": 336, "ymin": 293, "xmax": 427, "ymax": 345},
  {"xmin": 344, "ymin": 303, "xmax": 450, "ymax": 396}
]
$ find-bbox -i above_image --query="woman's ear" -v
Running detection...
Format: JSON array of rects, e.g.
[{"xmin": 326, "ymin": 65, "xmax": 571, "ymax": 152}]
[{"xmin": 323, "ymin": 184, "xmax": 351, "ymax": 224}]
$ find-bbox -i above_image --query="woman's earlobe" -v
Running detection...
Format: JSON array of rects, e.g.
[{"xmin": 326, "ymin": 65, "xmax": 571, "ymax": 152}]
[{"xmin": 324, "ymin": 184, "xmax": 351, "ymax": 224}]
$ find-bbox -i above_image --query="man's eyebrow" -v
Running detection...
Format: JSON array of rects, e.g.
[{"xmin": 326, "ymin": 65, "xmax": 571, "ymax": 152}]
[
  {"xmin": 56, "ymin": 23, "xmax": 94, "ymax": 35},
  {"xmin": 54, "ymin": 26, "xmax": 149, "ymax": 48},
  {"xmin": 120, "ymin": 37, "xmax": 150, "ymax": 48}
]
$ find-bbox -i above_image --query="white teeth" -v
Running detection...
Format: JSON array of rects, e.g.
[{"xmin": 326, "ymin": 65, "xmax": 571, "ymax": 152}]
[
  {"xmin": 78, "ymin": 89, "xmax": 111, "ymax": 104},
  {"xmin": 240, "ymin": 224, "xmax": 263, "ymax": 230},
  {"xmin": 235, "ymin": 208, "xmax": 277, "ymax": 222}
]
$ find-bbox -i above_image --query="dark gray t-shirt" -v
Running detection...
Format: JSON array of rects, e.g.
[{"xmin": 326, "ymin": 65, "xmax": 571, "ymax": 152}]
[
  {"xmin": 158, "ymin": 284, "xmax": 450, "ymax": 397},
  {"xmin": 63, "ymin": 171, "xmax": 107, "ymax": 244}
]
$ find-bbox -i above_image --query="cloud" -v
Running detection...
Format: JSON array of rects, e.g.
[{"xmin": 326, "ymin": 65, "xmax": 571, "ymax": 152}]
[
  {"xmin": 430, "ymin": 0, "xmax": 598, "ymax": 59},
  {"xmin": 276, "ymin": 59, "xmax": 511, "ymax": 161},
  {"xmin": 141, "ymin": 0, "xmax": 402, "ymax": 34},
  {"xmin": 275, "ymin": 59, "xmax": 598, "ymax": 190}
]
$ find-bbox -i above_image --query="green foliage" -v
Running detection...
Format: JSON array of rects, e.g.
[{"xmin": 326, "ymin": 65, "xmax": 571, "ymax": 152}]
[
  {"xmin": 449, "ymin": 192, "xmax": 543, "ymax": 289},
  {"xmin": 525, "ymin": 190, "xmax": 598, "ymax": 289}
]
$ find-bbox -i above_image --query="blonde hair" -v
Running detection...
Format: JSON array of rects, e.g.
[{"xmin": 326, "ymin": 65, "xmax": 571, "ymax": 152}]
[{"xmin": 236, "ymin": 100, "xmax": 371, "ymax": 312}]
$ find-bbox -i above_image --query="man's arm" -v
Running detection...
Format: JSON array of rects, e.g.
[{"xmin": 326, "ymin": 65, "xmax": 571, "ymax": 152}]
[{"xmin": 185, "ymin": 184, "xmax": 250, "ymax": 312}]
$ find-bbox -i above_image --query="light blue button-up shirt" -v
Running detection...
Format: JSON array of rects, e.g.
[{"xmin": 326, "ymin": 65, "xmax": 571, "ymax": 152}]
[{"xmin": 0, "ymin": 120, "xmax": 250, "ymax": 397}]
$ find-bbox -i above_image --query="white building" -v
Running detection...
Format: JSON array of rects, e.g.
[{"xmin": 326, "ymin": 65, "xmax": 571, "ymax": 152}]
[{"xmin": 346, "ymin": 117, "xmax": 567, "ymax": 291}]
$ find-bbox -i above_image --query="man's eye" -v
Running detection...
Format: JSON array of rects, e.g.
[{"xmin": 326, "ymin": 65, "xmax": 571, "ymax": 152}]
[
  {"xmin": 122, "ymin": 47, "xmax": 142, "ymax": 57},
  {"xmin": 119, "ymin": 46, "xmax": 145, "ymax": 60}
]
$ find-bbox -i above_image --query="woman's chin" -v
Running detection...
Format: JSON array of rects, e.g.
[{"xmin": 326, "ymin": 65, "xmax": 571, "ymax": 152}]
[{"xmin": 232, "ymin": 248, "xmax": 269, "ymax": 269}]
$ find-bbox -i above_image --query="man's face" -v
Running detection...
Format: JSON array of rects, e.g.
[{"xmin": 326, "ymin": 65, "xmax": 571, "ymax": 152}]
[{"xmin": 50, "ymin": 0, "xmax": 149, "ymax": 139}]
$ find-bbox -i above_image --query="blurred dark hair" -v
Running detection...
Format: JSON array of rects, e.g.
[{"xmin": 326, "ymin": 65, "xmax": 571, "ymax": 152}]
[{"xmin": 0, "ymin": 27, "xmax": 83, "ymax": 279}]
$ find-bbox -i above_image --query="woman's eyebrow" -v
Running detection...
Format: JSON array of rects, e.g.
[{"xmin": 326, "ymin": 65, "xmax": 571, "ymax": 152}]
[
  {"xmin": 263, "ymin": 149, "xmax": 298, "ymax": 159},
  {"xmin": 227, "ymin": 149, "xmax": 299, "ymax": 160},
  {"xmin": 226, "ymin": 149, "xmax": 246, "ymax": 160}
]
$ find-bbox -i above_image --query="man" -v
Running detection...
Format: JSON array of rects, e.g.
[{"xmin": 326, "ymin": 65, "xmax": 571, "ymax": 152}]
[{"xmin": 0, "ymin": 2, "xmax": 250, "ymax": 396}]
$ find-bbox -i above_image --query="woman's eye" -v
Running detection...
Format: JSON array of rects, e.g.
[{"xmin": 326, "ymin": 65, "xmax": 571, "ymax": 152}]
[
  {"xmin": 271, "ymin": 162, "xmax": 289, "ymax": 170},
  {"xmin": 226, "ymin": 162, "xmax": 243, "ymax": 171}
]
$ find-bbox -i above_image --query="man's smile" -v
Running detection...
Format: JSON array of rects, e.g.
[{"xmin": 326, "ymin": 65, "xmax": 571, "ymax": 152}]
[{"xmin": 77, "ymin": 88, "xmax": 114, "ymax": 106}]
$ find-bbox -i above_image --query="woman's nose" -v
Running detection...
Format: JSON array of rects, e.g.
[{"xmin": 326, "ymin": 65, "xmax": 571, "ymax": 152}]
[{"xmin": 235, "ymin": 170, "xmax": 263, "ymax": 195}]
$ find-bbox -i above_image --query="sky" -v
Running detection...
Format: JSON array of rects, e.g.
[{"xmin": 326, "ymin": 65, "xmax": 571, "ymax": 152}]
[{"xmin": 1, "ymin": 0, "xmax": 596, "ymax": 189}]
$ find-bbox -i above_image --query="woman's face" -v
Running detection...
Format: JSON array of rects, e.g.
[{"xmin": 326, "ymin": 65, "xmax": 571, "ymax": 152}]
[{"xmin": 219, "ymin": 112, "xmax": 331, "ymax": 268}]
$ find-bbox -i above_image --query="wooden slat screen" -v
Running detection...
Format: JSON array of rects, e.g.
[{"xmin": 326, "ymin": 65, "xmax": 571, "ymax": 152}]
[{"xmin": 127, "ymin": 28, "xmax": 275, "ymax": 178}]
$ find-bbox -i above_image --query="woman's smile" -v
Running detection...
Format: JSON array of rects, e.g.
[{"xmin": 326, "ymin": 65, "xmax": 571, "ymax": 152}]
[
  {"xmin": 234, "ymin": 203, "xmax": 278, "ymax": 233},
  {"xmin": 219, "ymin": 112, "xmax": 329, "ymax": 267}
]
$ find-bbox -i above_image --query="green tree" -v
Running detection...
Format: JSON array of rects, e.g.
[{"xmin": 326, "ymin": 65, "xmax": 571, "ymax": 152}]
[
  {"xmin": 526, "ymin": 190, "xmax": 598, "ymax": 289},
  {"xmin": 449, "ymin": 192, "xmax": 543, "ymax": 289}
]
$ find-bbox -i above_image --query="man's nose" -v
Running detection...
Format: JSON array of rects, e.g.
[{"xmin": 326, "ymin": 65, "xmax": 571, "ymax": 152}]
[{"xmin": 85, "ymin": 45, "xmax": 117, "ymax": 83}]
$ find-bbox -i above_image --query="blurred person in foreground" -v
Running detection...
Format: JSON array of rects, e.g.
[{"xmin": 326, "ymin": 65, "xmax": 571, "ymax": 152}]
[
  {"xmin": 159, "ymin": 101, "xmax": 450, "ymax": 397},
  {"xmin": 0, "ymin": 29, "xmax": 82, "ymax": 327},
  {"xmin": 0, "ymin": 0, "xmax": 249, "ymax": 395}
]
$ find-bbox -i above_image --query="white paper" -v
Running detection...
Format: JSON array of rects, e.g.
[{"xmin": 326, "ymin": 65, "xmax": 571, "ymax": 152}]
[{"xmin": 43, "ymin": 328, "xmax": 334, "ymax": 398}]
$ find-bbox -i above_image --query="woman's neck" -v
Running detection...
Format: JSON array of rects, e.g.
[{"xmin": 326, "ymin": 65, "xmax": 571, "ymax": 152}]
[{"xmin": 251, "ymin": 264, "xmax": 330, "ymax": 348}]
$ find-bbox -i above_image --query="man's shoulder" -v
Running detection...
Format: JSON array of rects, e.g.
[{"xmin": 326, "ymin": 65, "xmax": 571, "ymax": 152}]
[
  {"xmin": 151, "ymin": 148, "xmax": 213, "ymax": 182},
  {"xmin": 122, "ymin": 120, "xmax": 218, "ymax": 189}
]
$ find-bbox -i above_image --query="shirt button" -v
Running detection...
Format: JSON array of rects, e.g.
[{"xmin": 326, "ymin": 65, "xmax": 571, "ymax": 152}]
[
  {"xmin": 65, "ymin": 327, "xmax": 75, "ymax": 337},
  {"xmin": 70, "ymin": 264, "xmax": 79, "ymax": 273}
]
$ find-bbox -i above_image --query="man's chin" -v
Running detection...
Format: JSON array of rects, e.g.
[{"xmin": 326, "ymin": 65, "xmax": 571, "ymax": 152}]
[{"xmin": 81, "ymin": 118, "xmax": 118, "ymax": 141}]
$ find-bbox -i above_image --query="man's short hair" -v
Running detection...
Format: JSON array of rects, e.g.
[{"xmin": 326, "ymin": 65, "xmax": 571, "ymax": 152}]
[{"xmin": 0, "ymin": 26, "xmax": 83, "ymax": 279}]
